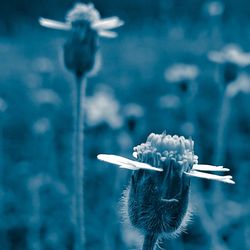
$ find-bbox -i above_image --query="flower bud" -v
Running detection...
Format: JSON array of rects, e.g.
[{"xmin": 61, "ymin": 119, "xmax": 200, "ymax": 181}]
[
  {"xmin": 124, "ymin": 133, "xmax": 195, "ymax": 238},
  {"xmin": 63, "ymin": 4, "xmax": 100, "ymax": 77}
]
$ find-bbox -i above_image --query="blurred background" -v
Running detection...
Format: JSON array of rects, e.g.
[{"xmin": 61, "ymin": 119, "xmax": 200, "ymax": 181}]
[{"xmin": 0, "ymin": 0, "xmax": 250, "ymax": 249}]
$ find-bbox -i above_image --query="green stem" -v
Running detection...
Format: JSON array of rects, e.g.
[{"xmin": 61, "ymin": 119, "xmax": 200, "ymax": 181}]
[
  {"xmin": 73, "ymin": 75, "xmax": 86, "ymax": 250},
  {"xmin": 142, "ymin": 234, "xmax": 158, "ymax": 250}
]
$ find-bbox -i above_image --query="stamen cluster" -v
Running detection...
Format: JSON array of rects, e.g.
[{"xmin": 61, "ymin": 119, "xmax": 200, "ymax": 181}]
[
  {"xmin": 66, "ymin": 3, "xmax": 100, "ymax": 24},
  {"xmin": 134, "ymin": 133, "xmax": 198, "ymax": 172}
]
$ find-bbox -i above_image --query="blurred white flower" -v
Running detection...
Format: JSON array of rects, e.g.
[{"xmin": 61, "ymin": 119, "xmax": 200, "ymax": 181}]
[
  {"xmin": 180, "ymin": 122, "xmax": 195, "ymax": 136},
  {"xmin": 208, "ymin": 44, "xmax": 250, "ymax": 67},
  {"xmin": 227, "ymin": 73, "xmax": 250, "ymax": 97},
  {"xmin": 85, "ymin": 86, "xmax": 122, "ymax": 128},
  {"xmin": 204, "ymin": 1, "xmax": 224, "ymax": 17},
  {"xmin": 39, "ymin": 3, "xmax": 124, "ymax": 38},
  {"xmin": 158, "ymin": 94, "xmax": 181, "ymax": 109},
  {"xmin": 164, "ymin": 63, "xmax": 199, "ymax": 82},
  {"xmin": 0, "ymin": 98, "xmax": 7, "ymax": 113},
  {"xmin": 32, "ymin": 57, "xmax": 55, "ymax": 74},
  {"xmin": 123, "ymin": 103, "xmax": 144, "ymax": 118},
  {"xmin": 33, "ymin": 118, "xmax": 51, "ymax": 134},
  {"xmin": 32, "ymin": 89, "xmax": 61, "ymax": 107}
]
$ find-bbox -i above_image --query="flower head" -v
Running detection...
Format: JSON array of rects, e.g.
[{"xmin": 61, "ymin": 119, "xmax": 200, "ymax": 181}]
[
  {"xmin": 66, "ymin": 3, "xmax": 100, "ymax": 24},
  {"xmin": 208, "ymin": 44, "xmax": 250, "ymax": 67},
  {"xmin": 133, "ymin": 133, "xmax": 197, "ymax": 171},
  {"xmin": 97, "ymin": 132, "xmax": 234, "ymax": 239},
  {"xmin": 0, "ymin": 97, "xmax": 7, "ymax": 113},
  {"xmin": 39, "ymin": 3, "xmax": 123, "ymax": 77},
  {"xmin": 39, "ymin": 3, "xmax": 124, "ymax": 38},
  {"xmin": 164, "ymin": 64, "xmax": 199, "ymax": 83},
  {"xmin": 203, "ymin": 1, "xmax": 224, "ymax": 17},
  {"xmin": 85, "ymin": 85, "xmax": 122, "ymax": 129},
  {"xmin": 123, "ymin": 103, "xmax": 144, "ymax": 132},
  {"xmin": 227, "ymin": 73, "xmax": 250, "ymax": 97}
]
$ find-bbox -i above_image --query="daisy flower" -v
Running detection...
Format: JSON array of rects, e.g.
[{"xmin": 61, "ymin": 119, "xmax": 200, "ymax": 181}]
[
  {"xmin": 39, "ymin": 3, "xmax": 123, "ymax": 76},
  {"xmin": 98, "ymin": 132, "xmax": 235, "ymax": 184},
  {"xmin": 39, "ymin": 3, "xmax": 124, "ymax": 38},
  {"xmin": 208, "ymin": 44, "xmax": 250, "ymax": 67},
  {"xmin": 164, "ymin": 63, "xmax": 199, "ymax": 83},
  {"xmin": 98, "ymin": 133, "xmax": 234, "ymax": 247}
]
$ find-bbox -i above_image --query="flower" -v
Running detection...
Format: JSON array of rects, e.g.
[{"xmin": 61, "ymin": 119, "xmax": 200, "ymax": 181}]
[
  {"xmin": 123, "ymin": 103, "xmax": 144, "ymax": 132},
  {"xmin": 32, "ymin": 89, "xmax": 61, "ymax": 107},
  {"xmin": 208, "ymin": 44, "xmax": 250, "ymax": 67},
  {"xmin": 203, "ymin": 1, "xmax": 224, "ymax": 17},
  {"xmin": 226, "ymin": 73, "xmax": 250, "ymax": 97},
  {"xmin": 97, "ymin": 133, "xmax": 234, "ymax": 239},
  {"xmin": 39, "ymin": 3, "xmax": 123, "ymax": 77},
  {"xmin": 32, "ymin": 118, "xmax": 51, "ymax": 134},
  {"xmin": 98, "ymin": 132, "xmax": 234, "ymax": 182},
  {"xmin": 39, "ymin": 3, "xmax": 124, "ymax": 38},
  {"xmin": 0, "ymin": 97, "xmax": 7, "ymax": 113},
  {"xmin": 85, "ymin": 85, "xmax": 122, "ymax": 129},
  {"xmin": 164, "ymin": 64, "xmax": 199, "ymax": 83}
]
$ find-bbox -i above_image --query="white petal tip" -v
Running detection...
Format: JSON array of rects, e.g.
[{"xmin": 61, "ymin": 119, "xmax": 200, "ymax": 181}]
[
  {"xmin": 132, "ymin": 152, "xmax": 138, "ymax": 158},
  {"xmin": 39, "ymin": 17, "xmax": 70, "ymax": 31},
  {"xmin": 98, "ymin": 30, "xmax": 118, "ymax": 38},
  {"xmin": 97, "ymin": 154, "xmax": 104, "ymax": 160},
  {"xmin": 185, "ymin": 170, "xmax": 235, "ymax": 185},
  {"xmin": 193, "ymin": 164, "xmax": 230, "ymax": 172},
  {"xmin": 224, "ymin": 180, "xmax": 235, "ymax": 185}
]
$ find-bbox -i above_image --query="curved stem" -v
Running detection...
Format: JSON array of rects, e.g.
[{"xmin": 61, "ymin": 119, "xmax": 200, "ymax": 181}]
[
  {"xmin": 142, "ymin": 234, "xmax": 158, "ymax": 250},
  {"xmin": 73, "ymin": 75, "xmax": 86, "ymax": 250}
]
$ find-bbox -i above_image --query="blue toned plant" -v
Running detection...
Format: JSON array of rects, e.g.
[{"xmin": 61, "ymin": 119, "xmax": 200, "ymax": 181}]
[
  {"xmin": 98, "ymin": 132, "xmax": 234, "ymax": 249},
  {"xmin": 39, "ymin": 3, "xmax": 123, "ymax": 250},
  {"xmin": 208, "ymin": 44, "xmax": 250, "ymax": 165}
]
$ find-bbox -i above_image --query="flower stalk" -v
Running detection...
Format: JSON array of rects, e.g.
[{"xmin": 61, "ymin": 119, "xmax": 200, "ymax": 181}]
[
  {"xmin": 39, "ymin": 4, "xmax": 123, "ymax": 249},
  {"xmin": 72, "ymin": 74, "xmax": 86, "ymax": 250},
  {"xmin": 142, "ymin": 234, "xmax": 158, "ymax": 250}
]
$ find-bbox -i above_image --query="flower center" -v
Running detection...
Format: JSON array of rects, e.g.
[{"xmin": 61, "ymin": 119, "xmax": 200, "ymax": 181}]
[
  {"xmin": 66, "ymin": 3, "xmax": 100, "ymax": 23},
  {"xmin": 133, "ymin": 133, "xmax": 198, "ymax": 171}
]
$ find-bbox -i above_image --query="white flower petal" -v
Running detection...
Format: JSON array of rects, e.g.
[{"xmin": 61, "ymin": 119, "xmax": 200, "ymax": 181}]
[
  {"xmin": 92, "ymin": 17, "xmax": 124, "ymax": 30},
  {"xmin": 193, "ymin": 164, "xmax": 229, "ymax": 172},
  {"xmin": 97, "ymin": 154, "xmax": 130, "ymax": 165},
  {"xmin": 131, "ymin": 161, "xmax": 163, "ymax": 172},
  {"xmin": 185, "ymin": 170, "xmax": 235, "ymax": 184},
  {"xmin": 97, "ymin": 154, "xmax": 163, "ymax": 172},
  {"xmin": 98, "ymin": 30, "xmax": 118, "ymax": 38},
  {"xmin": 39, "ymin": 18, "xmax": 71, "ymax": 31},
  {"xmin": 132, "ymin": 152, "xmax": 138, "ymax": 159},
  {"xmin": 119, "ymin": 164, "xmax": 139, "ymax": 171}
]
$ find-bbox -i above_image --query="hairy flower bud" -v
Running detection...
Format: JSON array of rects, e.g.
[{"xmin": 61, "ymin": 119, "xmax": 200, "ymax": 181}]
[
  {"xmin": 39, "ymin": 3, "xmax": 123, "ymax": 77},
  {"xmin": 124, "ymin": 133, "xmax": 195, "ymax": 238},
  {"xmin": 64, "ymin": 4, "xmax": 99, "ymax": 77},
  {"xmin": 98, "ymin": 132, "xmax": 234, "ymax": 248}
]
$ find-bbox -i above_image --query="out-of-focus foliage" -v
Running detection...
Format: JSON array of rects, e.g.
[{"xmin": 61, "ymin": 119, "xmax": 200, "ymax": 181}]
[{"xmin": 0, "ymin": 0, "xmax": 249, "ymax": 249}]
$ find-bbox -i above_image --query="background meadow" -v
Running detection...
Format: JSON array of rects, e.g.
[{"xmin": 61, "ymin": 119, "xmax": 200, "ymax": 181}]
[{"xmin": 0, "ymin": 0, "xmax": 249, "ymax": 249}]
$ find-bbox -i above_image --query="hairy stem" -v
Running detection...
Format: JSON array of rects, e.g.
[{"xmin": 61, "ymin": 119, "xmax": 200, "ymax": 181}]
[
  {"xmin": 73, "ymin": 75, "xmax": 86, "ymax": 250},
  {"xmin": 142, "ymin": 234, "xmax": 158, "ymax": 250}
]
